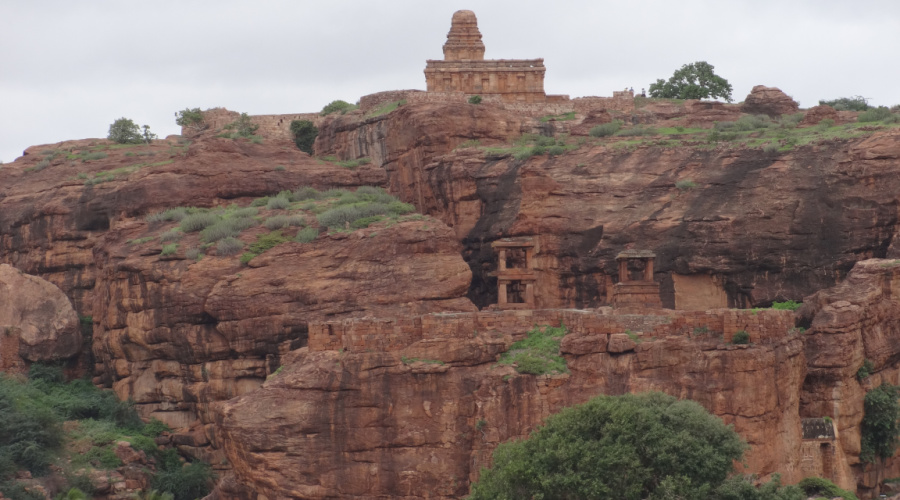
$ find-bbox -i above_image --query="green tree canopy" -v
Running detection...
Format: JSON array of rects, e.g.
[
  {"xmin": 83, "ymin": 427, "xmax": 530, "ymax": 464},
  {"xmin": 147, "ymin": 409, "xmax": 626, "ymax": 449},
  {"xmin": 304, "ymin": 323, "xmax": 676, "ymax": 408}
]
[
  {"xmin": 469, "ymin": 392, "xmax": 752, "ymax": 499},
  {"xmin": 320, "ymin": 100, "xmax": 356, "ymax": 116},
  {"xmin": 175, "ymin": 107, "xmax": 207, "ymax": 134},
  {"xmin": 648, "ymin": 61, "xmax": 733, "ymax": 102},
  {"xmin": 107, "ymin": 117, "xmax": 150, "ymax": 144},
  {"xmin": 290, "ymin": 120, "xmax": 318, "ymax": 154},
  {"xmin": 861, "ymin": 382, "xmax": 900, "ymax": 463}
]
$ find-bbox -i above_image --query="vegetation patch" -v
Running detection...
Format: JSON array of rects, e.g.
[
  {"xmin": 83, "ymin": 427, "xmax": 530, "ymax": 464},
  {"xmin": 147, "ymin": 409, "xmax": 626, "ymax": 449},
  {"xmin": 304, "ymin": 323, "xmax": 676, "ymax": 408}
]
[
  {"xmin": 367, "ymin": 99, "xmax": 406, "ymax": 118},
  {"xmin": 0, "ymin": 365, "xmax": 212, "ymax": 499},
  {"xmin": 731, "ymin": 330, "xmax": 750, "ymax": 344},
  {"xmin": 539, "ymin": 111, "xmax": 576, "ymax": 122},
  {"xmin": 499, "ymin": 325, "xmax": 568, "ymax": 375},
  {"xmin": 860, "ymin": 382, "xmax": 900, "ymax": 464},
  {"xmin": 321, "ymin": 100, "xmax": 357, "ymax": 116},
  {"xmin": 240, "ymin": 231, "xmax": 290, "ymax": 264},
  {"xmin": 797, "ymin": 477, "xmax": 858, "ymax": 500},
  {"xmin": 771, "ymin": 300, "xmax": 802, "ymax": 311}
]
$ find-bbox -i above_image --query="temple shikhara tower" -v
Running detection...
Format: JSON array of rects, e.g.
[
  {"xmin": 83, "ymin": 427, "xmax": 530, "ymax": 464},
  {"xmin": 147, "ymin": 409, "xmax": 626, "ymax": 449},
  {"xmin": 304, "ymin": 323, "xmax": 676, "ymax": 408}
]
[{"xmin": 425, "ymin": 10, "xmax": 555, "ymax": 103}]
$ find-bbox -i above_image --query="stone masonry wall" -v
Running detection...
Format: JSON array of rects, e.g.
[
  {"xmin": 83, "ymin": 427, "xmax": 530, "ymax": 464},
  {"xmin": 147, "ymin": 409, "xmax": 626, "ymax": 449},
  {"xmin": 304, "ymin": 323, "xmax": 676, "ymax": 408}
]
[
  {"xmin": 308, "ymin": 308, "xmax": 795, "ymax": 353},
  {"xmin": 190, "ymin": 108, "xmax": 321, "ymax": 143}
]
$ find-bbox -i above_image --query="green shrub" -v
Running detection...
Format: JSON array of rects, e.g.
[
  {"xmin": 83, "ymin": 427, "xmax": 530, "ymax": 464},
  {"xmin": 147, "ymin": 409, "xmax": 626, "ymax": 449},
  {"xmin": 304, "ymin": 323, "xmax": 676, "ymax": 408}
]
[
  {"xmin": 858, "ymin": 106, "xmax": 894, "ymax": 123},
  {"xmin": 198, "ymin": 216, "xmax": 256, "ymax": 243},
  {"xmin": 159, "ymin": 229, "xmax": 182, "ymax": 242},
  {"xmin": 216, "ymin": 237, "xmax": 243, "ymax": 256},
  {"xmin": 861, "ymin": 382, "xmax": 900, "ymax": 463},
  {"xmin": 228, "ymin": 206, "xmax": 258, "ymax": 218},
  {"xmin": 266, "ymin": 196, "xmax": 291, "ymax": 210},
  {"xmin": 151, "ymin": 460, "xmax": 215, "ymax": 500},
  {"xmin": 589, "ymin": 120, "xmax": 623, "ymax": 137},
  {"xmin": 264, "ymin": 215, "xmax": 304, "ymax": 230},
  {"xmin": 797, "ymin": 477, "xmax": 858, "ymax": 500},
  {"xmin": 617, "ymin": 126, "xmax": 657, "ymax": 137},
  {"xmin": 763, "ymin": 143, "xmax": 780, "ymax": 153},
  {"xmin": 468, "ymin": 95, "xmax": 482, "ymax": 104},
  {"xmin": 547, "ymin": 145, "xmax": 566, "ymax": 156},
  {"xmin": 819, "ymin": 96, "xmax": 869, "ymax": 111},
  {"xmin": 857, "ymin": 359, "xmax": 875, "ymax": 380},
  {"xmin": 731, "ymin": 330, "xmax": 750, "ymax": 344},
  {"xmin": 771, "ymin": 300, "xmax": 801, "ymax": 311},
  {"xmin": 184, "ymin": 248, "xmax": 202, "ymax": 261},
  {"xmin": 675, "ymin": 179, "xmax": 697, "ymax": 190},
  {"xmin": 295, "ymin": 227, "xmax": 319, "ymax": 243},
  {"xmin": 248, "ymin": 231, "xmax": 289, "ymax": 254},
  {"xmin": 292, "ymin": 186, "xmax": 321, "ymax": 201},
  {"xmin": 147, "ymin": 208, "xmax": 188, "ymax": 223},
  {"xmin": 321, "ymin": 100, "xmax": 356, "ymax": 116},
  {"xmin": 289, "ymin": 120, "xmax": 317, "ymax": 154},
  {"xmin": 179, "ymin": 212, "xmax": 218, "ymax": 232},
  {"xmin": 499, "ymin": 325, "xmax": 568, "ymax": 375},
  {"xmin": 223, "ymin": 112, "xmax": 259, "ymax": 138},
  {"xmin": 251, "ymin": 196, "xmax": 270, "ymax": 207},
  {"xmin": 160, "ymin": 244, "xmax": 178, "ymax": 256},
  {"xmin": 81, "ymin": 152, "xmax": 108, "ymax": 161},
  {"xmin": 367, "ymin": 101, "xmax": 405, "ymax": 117},
  {"xmin": 350, "ymin": 216, "xmax": 384, "ymax": 229}
]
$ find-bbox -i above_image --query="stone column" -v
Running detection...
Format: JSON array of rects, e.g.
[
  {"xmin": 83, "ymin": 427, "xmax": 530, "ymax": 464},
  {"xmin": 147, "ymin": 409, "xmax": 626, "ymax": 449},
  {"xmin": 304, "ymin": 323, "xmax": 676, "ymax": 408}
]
[{"xmin": 619, "ymin": 260, "xmax": 629, "ymax": 283}]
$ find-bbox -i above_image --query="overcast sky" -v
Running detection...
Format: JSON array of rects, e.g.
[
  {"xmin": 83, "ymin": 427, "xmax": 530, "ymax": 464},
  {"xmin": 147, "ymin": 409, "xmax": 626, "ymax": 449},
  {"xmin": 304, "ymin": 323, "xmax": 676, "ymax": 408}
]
[{"xmin": 2, "ymin": 0, "xmax": 899, "ymax": 163}]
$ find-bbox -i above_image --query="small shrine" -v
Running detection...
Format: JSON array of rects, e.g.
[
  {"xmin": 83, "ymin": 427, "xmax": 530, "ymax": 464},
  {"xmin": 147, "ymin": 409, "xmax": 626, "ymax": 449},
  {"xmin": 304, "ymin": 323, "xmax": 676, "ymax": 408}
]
[
  {"xmin": 491, "ymin": 239, "xmax": 536, "ymax": 309},
  {"xmin": 611, "ymin": 249, "xmax": 662, "ymax": 309}
]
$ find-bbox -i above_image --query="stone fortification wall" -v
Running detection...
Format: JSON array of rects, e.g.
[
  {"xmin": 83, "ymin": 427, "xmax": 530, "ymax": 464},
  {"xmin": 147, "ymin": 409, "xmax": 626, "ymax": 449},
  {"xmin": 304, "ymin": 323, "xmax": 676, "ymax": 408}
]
[
  {"xmin": 573, "ymin": 91, "xmax": 636, "ymax": 115},
  {"xmin": 359, "ymin": 90, "xmax": 424, "ymax": 113},
  {"xmin": 308, "ymin": 308, "xmax": 795, "ymax": 353},
  {"xmin": 190, "ymin": 108, "xmax": 321, "ymax": 142}
]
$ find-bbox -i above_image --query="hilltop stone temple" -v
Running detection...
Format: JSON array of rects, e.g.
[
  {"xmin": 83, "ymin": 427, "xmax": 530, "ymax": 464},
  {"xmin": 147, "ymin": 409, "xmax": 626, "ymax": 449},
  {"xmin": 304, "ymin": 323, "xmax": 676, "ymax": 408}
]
[{"xmin": 425, "ymin": 10, "xmax": 559, "ymax": 103}]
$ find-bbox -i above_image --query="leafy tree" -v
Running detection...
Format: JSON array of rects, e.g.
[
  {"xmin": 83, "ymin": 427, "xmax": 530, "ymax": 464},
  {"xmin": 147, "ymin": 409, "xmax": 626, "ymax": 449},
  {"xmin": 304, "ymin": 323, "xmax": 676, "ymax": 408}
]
[
  {"xmin": 818, "ymin": 96, "xmax": 869, "ymax": 111},
  {"xmin": 223, "ymin": 112, "xmax": 259, "ymax": 138},
  {"xmin": 107, "ymin": 117, "xmax": 148, "ymax": 144},
  {"xmin": 649, "ymin": 61, "xmax": 733, "ymax": 102},
  {"xmin": 141, "ymin": 125, "xmax": 157, "ymax": 143},
  {"xmin": 174, "ymin": 107, "xmax": 207, "ymax": 134},
  {"xmin": 469, "ymin": 392, "xmax": 748, "ymax": 499},
  {"xmin": 861, "ymin": 382, "xmax": 900, "ymax": 463},
  {"xmin": 290, "ymin": 120, "xmax": 318, "ymax": 154},
  {"xmin": 320, "ymin": 100, "xmax": 355, "ymax": 116}
]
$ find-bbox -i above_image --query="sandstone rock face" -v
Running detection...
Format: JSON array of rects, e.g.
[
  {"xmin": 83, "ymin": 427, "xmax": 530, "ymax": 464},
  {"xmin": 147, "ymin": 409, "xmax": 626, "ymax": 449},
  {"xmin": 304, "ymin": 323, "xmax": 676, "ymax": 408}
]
[
  {"xmin": 0, "ymin": 263, "xmax": 81, "ymax": 368},
  {"xmin": 800, "ymin": 104, "xmax": 840, "ymax": 127},
  {"xmin": 741, "ymin": 85, "xmax": 800, "ymax": 117},
  {"xmin": 347, "ymin": 109, "xmax": 900, "ymax": 312},
  {"xmin": 799, "ymin": 259, "xmax": 900, "ymax": 495},
  {"xmin": 216, "ymin": 308, "xmax": 805, "ymax": 498},
  {"xmin": 0, "ymin": 135, "xmax": 385, "ymax": 315},
  {"xmin": 91, "ymin": 212, "xmax": 474, "ymax": 450}
]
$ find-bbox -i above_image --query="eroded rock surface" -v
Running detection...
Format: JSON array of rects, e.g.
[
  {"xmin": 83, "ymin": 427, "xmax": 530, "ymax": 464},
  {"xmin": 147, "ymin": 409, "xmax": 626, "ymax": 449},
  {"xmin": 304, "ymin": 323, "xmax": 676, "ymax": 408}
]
[
  {"xmin": 216, "ymin": 308, "xmax": 805, "ymax": 498},
  {"xmin": 741, "ymin": 85, "xmax": 800, "ymax": 117},
  {"xmin": 0, "ymin": 263, "xmax": 81, "ymax": 369}
]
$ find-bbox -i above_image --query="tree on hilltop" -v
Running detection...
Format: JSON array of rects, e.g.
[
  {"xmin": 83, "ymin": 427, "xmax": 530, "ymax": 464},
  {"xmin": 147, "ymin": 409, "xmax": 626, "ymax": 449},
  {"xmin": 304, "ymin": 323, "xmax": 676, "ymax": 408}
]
[
  {"xmin": 175, "ymin": 107, "xmax": 208, "ymax": 134},
  {"xmin": 649, "ymin": 61, "xmax": 733, "ymax": 102},
  {"xmin": 469, "ymin": 392, "xmax": 805, "ymax": 500},
  {"xmin": 108, "ymin": 117, "xmax": 155, "ymax": 144}
]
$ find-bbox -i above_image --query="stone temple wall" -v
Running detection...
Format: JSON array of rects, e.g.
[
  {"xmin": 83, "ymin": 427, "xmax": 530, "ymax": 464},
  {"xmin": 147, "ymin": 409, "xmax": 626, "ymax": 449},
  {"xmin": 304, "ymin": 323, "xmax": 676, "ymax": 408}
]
[{"xmin": 308, "ymin": 308, "xmax": 795, "ymax": 353}]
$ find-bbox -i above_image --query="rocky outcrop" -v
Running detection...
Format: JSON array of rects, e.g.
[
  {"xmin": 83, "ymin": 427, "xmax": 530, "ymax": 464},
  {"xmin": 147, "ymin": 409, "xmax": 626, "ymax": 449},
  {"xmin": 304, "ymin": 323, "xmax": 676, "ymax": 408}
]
[
  {"xmin": 799, "ymin": 259, "xmax": 900, "ymax": 495},
  {"xmin": 216, "ymin": 308, "xmax": 805, "ymax": 498},
  {"xmin": 741, "ymin": 85, "xmax": 800, "ymax": 117},
  {"xmin": 91, "ymin": 211, "xmax": 475, "ymax": 459},
  {"xmin": 800, "ymin": 104, "xmax": 840, "ymax": 127},
  {"xmin": 0, "ymin": 263, "xmax": 81, "ymax": 370},
  {"xmin": 0, "ymin": 135, "xmax": 385, "ymax": 315}
]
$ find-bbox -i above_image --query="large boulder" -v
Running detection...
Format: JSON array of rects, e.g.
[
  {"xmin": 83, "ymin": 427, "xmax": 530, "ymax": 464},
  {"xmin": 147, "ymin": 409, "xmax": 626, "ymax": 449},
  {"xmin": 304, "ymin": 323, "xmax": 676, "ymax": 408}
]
[
  {"xmin": 0, "ymin": 264, "xmax": 81, "ymax": 366},
  {"xmin": 799, "ymin": 104, "xmax": 840, "ymax": 127},
  {"xmin": 741, "ymin": 85, "xmax": 799, "ymax": 117}
]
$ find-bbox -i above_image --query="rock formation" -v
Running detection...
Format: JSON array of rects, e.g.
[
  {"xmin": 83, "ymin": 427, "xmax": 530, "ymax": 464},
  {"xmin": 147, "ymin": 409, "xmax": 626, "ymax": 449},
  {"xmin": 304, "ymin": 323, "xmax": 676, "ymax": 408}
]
[
  {"xmin": 0, "ymin": 263, "xmax": 81, "ymax": 370},
  {"xmin": 741, "ymin": 85, "xmax": 800, "ymax": 117},
  {"xmin": 800, "ymin": 104, "xmax": 841, "ymax": 127}
]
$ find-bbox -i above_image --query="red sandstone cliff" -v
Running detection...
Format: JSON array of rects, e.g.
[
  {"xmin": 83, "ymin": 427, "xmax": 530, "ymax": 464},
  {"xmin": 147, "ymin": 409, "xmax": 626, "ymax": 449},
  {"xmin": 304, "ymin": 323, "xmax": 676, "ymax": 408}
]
[{"xmin": 2, "ymin": 97, "xmax": 900, "ymax": 497}]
